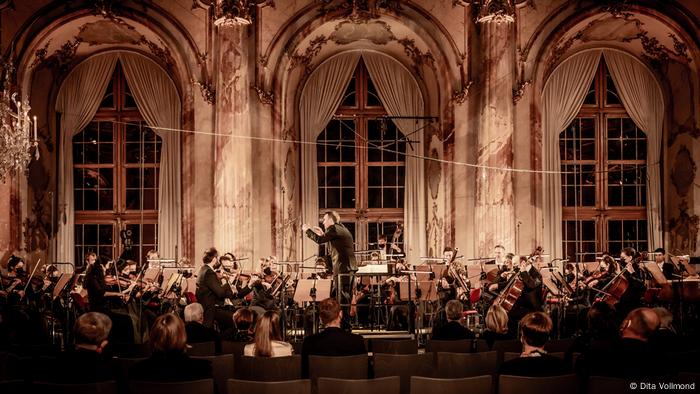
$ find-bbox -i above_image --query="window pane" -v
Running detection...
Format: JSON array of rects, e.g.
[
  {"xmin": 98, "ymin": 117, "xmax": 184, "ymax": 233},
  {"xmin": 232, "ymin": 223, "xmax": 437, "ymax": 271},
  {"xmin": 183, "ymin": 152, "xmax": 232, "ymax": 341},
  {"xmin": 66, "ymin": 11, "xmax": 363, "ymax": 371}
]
[
  {"xmin": 607, "ymin": 220, "xmax": 648, "ymax": 254},
  {"xmin": 74, "ymin": 223, "xmax": 114, "ymax": 269},
  {"xmin": 366, "ymin": 76, "xmax": 382, "ymax": 107},
  {"xmin": 562, "ymin": 220, "xmax": 597, "ymax": 262},
  {"xmin": 605, "ymin": 69, "xmax": 622, "ymax": 105},
  {"xmin": 340, "ymin": 75, "xmax": 356, "ymax": 107},
  {"xmin": 583, "ymin": 79, "xmax": 596, "ymax": 105}
]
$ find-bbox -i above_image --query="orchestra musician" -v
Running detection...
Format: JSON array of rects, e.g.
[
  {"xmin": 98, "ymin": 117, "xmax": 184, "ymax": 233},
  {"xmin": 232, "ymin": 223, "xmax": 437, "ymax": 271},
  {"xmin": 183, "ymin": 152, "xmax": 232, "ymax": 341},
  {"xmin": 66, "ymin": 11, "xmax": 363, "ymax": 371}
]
[
  {"xmin": 510, "ymin": 255, "xmax": 544, "ymax": 323},
  {"xmin": 653, "ymin": 248, "xmax": 675, "ymax": 280},
  {"xmin": 195, "ymin": 247, "xmax": 235, "ymax": 329},
  {"xmin": 83, "ymin": 253, "xmax": 125, "ymax": 313},
  {"xmin": 618, "ymin": 247, "xmax": 647, "ymax": 318},
  {"xmin": 488, "ymin": 253, "xmax": 516, "ymax": 293},
  {"xmin": 303, "ymin": 211, "xmax": 357, "ymax": 330},
  {"xmin": 376, "ymin": 233, "xmax": 402, "ymax": 260},
  {"xmin": 437, "ymin": 247, "xmax": 457, "ymax": 308}
]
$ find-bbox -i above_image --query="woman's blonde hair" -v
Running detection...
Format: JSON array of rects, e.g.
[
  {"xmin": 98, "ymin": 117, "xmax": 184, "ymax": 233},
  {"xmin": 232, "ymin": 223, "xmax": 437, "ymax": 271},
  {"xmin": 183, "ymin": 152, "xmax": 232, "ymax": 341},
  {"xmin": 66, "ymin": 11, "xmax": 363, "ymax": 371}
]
[
  {"xmin": 254, "ymin": 311, "xmax": 282, "ymax": 357},
  {"xmin": 150, "ymin": 313, "xmax": 187, "ymax": 353},
  {"xmin": 486, "ymin": 304, "xmax": 509, "ymax": 334}
]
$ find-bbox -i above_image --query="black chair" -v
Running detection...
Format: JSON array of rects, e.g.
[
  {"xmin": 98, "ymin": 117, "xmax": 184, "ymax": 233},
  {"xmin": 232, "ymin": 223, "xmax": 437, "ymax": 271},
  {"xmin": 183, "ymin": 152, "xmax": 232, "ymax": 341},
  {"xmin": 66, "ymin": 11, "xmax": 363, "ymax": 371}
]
[
  {"xmin": 7, "ymin": 344, "xmax": 60, "ymax": 358},
  {"xmin": 32, "ymin": 380, "xmax": 118, "ymax": 394},
  {"xmin": 309, "ymin": 354, "xmax": 369, "ymax": 381},
  {"xmin": 502, "ymin": 351, "xmax": 565, "ymax": 363},
  {"xmin": 679, "ymin": 372, "xmax": 700, "ymax": 385},
  {"xmin": 228, "ymin": 379, "xmax": 311, "ymax": 394},
  {"xmin": 113, "ymin": 357, "xmax": 146, "ymax": 394},
  {"xmin": 498, "ymin": 374, "xmax": 578, "ymax": 394},
  {"xmin": 373, "ymin": 353, "xmax": 434, "ymax": 394},
  {"xmin": 410, "ymin": 375, "xmax": 492, "ymax": 394},
  {"xmin": 474, "ymin": 339, "xmax": 491, "ymax": 352},
  {"xmin": 193, "ymin": 355, "xmax": 235, "ymax": 394},
  {"xmin": 425, "ymin": 339, "xmax": 472, "ymax": 353},
  {"xmin": 129, "ymin": 379, "xmax": 215, "ymax": 394},
  {"xmin": 0, "ymin": 380, "xmax": 25, "ymax": 394},
  {"xmin": 110, "ymin": 343, "xmax": 152, "ymax": 358},
  {"xmin": 236, "ymin": 355, "xmax": 302, "ymax": 381},
  {"xmin": 0, "ymin": 352, "xmax": 22, "ymax": 381},
  {"xmin": 318, "ymin": 377, "xmax": 399, "ymax": 394},
  {"xmin": 370, "ymin": 339, "xmax": 417, "ymax": 355},
  {"xmin": 586, "ymin": 376, "xmax": 630, "ymax": 394},
  {"xmin": 671, "ymin": 350, "xmax": 700, "ymax": 373},
  {"xmin": 221, "ymin": 341, "xmax": 247, "ymax": 367},
  {"xmin": 187, "ymin": 342, "xmax": 217, "ymax": 356},
  {"xmin": 492, "ymin": 339, "xmax": 521, "ymax": 354},
  {"xmin": 435, "ymin": 351, "xmax": 498, "ymax": 379}
]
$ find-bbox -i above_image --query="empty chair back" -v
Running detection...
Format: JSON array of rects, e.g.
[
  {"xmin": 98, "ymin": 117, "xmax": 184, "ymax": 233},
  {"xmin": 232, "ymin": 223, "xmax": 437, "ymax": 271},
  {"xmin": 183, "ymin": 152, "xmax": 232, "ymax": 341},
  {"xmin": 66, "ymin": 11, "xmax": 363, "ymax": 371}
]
[
  {"xmin": 498, "ymin": 374, "xmax": 578, "ymax": 394},
  {"xmin": 309, "ymin": 354, "xmax": 369, "ymax": 381},
  {"xmin": 221, "ymin": 341, "xmax": 247, "ymax": 356},
  {"xmin": 370, "ymin": 339, "xmax": 418, "ymax": 354},
  {"xmin": 129, "ymin": 379, "xmax": 214, "ymax": 394},
  {"xmin": 474, "ymin": 339, "xmax": 491, "ymax": 352},
  {"xmin": 318, "ymin": 377, "xmax": 399, "ymax": 394},
  {"xmin": 0, "ymin": 379, "xmax": 23, "ymax": 394},
  {"xmin": 425, "ymin": 340, "xmax": 472, "ymax": 354},
  {"xmin": 228, "ymin": 379, "xmax": 311, "ymax": 394},
  {"xmin": 0, "ymin": 352, "xmax": 21, "ymax": 380},
  {"xmin": 236, "ymin": 355, "xmax": 302, "ymax": 381},
  {"xmin": 435, "ymin": 351, "xmax": 498, "ymax": 379},
  {"xmin": 374, "ymin": 353, "xmax": 434, "ymax": 394},
  {"xmin": 187, "ymin": 342, "xmax": 216, "ymax": 356},
  {"xmin": 111, "ymin": 343, "xmax": 152, "ymax": 358},
  {"xmin": 587, "ymin": 376, "xmax": 629, "ymax": 394},
  {"xmin": 410, "ymin": 376, "xmax": 491, "ymax": 394},
  {"xmin": 32, "ymin": 381, "xmax": 118, "ymax": 394},
  {"xmin": 492, "ymin": 340, "xmax": 521, "ymax": 354},
  {"xmin": 193, "ymin": 355, "xmax": 235, "ymax": 394}
]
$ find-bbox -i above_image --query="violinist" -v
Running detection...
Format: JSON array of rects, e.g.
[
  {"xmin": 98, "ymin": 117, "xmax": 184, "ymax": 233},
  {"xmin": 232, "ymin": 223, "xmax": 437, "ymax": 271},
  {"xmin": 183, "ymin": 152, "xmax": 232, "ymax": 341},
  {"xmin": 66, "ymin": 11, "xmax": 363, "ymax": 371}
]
[
  {"xmin": 196, "ymin": 247, "xmax": 235, "ymax": 329},
  {"xmin": 582, "ymin": 256, "xmax": 616, "ymax": 290},
  {"xmin": 218, "ymin": 253, "xmax": 252, "ymax": 305},
  {"xmin": 510, "ymin": 255, "xmax": 544, "ymax": 321},
  {"xmin": 83, "ymin": 253, "xmax": 127, "ymax": 313},
  {"xmin": 437, "ymin": 247, "xmax": 457, "ymax": 307},
  {"xmin": 1, "ymin": 255, "xmax": 26, "ymax": 300},
  {"xmin": 488, "ymin": 253, "xmax": 516, "ymax": 293}
]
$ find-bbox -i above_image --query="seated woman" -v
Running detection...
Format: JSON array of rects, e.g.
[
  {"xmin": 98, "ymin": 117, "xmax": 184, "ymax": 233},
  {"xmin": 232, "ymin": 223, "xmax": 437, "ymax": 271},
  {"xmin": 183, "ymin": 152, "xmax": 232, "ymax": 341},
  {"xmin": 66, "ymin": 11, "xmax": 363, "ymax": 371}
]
[
  {"xmin": 222, "ymin": 307, "xmax": 255, "ymax": 342},
  {"xmin": 244, "ymin": 311, "xmax": 293, "ymax": 357},
  {"xmin": 130, "ymin": 313, "xmax": 212, "ymax": 381},
  {"xmin": 482, "ymin": 304, "xmax": 514, "ymax": 349}
]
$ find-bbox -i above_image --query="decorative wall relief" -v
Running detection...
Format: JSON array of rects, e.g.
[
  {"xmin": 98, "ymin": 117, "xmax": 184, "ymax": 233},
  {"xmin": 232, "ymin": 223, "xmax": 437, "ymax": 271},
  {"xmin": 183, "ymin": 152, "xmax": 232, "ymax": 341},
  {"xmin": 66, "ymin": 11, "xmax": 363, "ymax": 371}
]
[
  {"xmin": 669, "ymin": 200, "xmax": 699, "ymax": 253},
  {"xmin": 427, "ymin": 148, "xmax": 441, "ymax": 200},
  {"xmin": 330, "ymin": 20, "xmax": 394, "ymax": 45},
  {"xmin": 318, "ymin": 0, "xmax": 402, "ymax": 19},
  {"xmin": 670, "ymin": 145, "xmax": 695, "ymax": 197},
  {"xmin": 284, "ymin": 146, "xmax": 296, "ymax": 200},
  {"xmin": 426, "ymin": 202, "xmax": 444, "ymax": 257}
]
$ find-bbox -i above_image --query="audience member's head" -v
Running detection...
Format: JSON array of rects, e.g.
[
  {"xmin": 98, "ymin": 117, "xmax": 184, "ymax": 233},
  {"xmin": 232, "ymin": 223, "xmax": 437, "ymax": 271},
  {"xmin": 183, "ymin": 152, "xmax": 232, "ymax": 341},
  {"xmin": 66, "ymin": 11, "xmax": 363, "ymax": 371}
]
[
  {"xmin": 445, "ymin": 300, "xmax": 463, "ymax": 322},
  {"xmin": 519, "ymin": 312, "xmax": 552, "ymax": 350},
  {"xmin": 319, "ymin": 298, "xmax": 342, "ymax": 327},
  {"xmin": 150, "ymin": 313, "xmax": 187, "ymax": 353},
  {"xmin": 184, "ymin": 303, "xmax": 204, "ymax": 324},
  {"xmin": 253, "ymin": 311, "xmax": 283, "ymax": 357},
  {"xmin": 620, "ymin": 308, "xmax": 660, "ymax": 342},
  {"xmin": 233, "ymin": 308, "xmax": 254, "ymax": 333},
  {"xmin": 486, "ymin": 304, "xmax": 509, "ymax": 334},
  {"xmin": 653, "ymin": 307, "xmax": 674, "ymax": 331},
  {"xmin": 74, "ymin": 312, "xmax": 112, "ymax": 353},
  {"xmin": 587, "ymin": 301, "xmax": 618, "ymax": 338}
]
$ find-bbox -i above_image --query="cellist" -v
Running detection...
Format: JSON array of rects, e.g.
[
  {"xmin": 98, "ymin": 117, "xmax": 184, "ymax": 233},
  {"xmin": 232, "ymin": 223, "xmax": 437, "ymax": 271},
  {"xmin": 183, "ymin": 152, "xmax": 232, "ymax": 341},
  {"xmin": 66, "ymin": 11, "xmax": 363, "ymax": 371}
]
[{"xmin": 617, "ymin": 247, "xmax": 647, "ymax": 317}]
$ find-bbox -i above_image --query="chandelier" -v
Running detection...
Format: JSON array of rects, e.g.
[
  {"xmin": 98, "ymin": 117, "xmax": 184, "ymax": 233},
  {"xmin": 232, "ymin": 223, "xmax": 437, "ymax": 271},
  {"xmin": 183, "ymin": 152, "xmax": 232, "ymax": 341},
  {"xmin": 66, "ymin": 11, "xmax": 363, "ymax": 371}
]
[{"xmin": 0, "ymin": 61, "xmax": 38, "ymax": 182}]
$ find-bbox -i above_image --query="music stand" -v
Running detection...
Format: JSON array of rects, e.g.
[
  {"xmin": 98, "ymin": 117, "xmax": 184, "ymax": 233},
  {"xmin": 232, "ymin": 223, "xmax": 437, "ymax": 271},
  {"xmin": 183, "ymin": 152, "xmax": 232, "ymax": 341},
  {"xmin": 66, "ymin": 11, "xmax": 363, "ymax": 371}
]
[
  {"xmin": 52, "ymin": 273, "xmax": 73, "ymax": 299},
  {"xmin": 467, "ymin": 265, "xmax": 485, "ymax": 288},
  {"xmin": 294, "ymin": 279, "xmax": 331, "ymax": 335},
  {"xmin": 398, "ymin": 280, "xmax": 436, "ymax": 302},
  {"xmin": 643, "ymin": 262, "xmax": 668, "ymax": 285},
  {"xmin": 671, "ymin": 256, "xmax": 698, "ymax": 276}
]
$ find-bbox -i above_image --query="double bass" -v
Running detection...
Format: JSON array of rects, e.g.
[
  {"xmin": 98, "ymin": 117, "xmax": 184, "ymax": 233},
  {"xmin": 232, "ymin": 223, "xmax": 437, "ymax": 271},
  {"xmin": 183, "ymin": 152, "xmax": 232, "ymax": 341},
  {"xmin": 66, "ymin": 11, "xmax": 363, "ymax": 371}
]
[{"xmin": 494, "ymin": 247, "xmax": 542, "ymax": 312}]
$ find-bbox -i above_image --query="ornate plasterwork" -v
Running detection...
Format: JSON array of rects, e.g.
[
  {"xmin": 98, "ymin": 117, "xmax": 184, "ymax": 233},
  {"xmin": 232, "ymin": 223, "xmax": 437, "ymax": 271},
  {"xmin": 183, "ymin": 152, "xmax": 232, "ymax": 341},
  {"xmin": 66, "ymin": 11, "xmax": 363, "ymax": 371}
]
[
  {"xmin": 251, "ymin": 83, "xmax": 274, "ymax": 105},
  {"xmin": 318, "ymin": 0, "xmax": 402, "ymax": 21},
  {"xmin": 477, "ymin": 0, "xmax": 515, "ymax": 23},
  {"xmin": 669, "ymin": 200, "xmax": 699, "ymax": 253},
  {"xmin": 670, "ymin": 145, "xmax": 696, "ymax": 197},
  {"xmin": 512, "ymin": 79, "xmax": 530, "ymax": 104},
  {"xmin": 287, "ymin": 19, "xmax": 436, "ymax": 78},
  {"xmin": 194, "ymin": 79, "xmax": 216, "ymax": 104}
]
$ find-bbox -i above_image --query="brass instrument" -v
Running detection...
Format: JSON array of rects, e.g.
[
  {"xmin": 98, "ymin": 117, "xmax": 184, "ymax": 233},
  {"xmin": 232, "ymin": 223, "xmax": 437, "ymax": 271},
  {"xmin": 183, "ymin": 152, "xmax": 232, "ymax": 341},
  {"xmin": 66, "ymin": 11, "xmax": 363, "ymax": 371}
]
[{"xmin": 446, "ymin": 247, "xmax": 471, "ymax": 300}]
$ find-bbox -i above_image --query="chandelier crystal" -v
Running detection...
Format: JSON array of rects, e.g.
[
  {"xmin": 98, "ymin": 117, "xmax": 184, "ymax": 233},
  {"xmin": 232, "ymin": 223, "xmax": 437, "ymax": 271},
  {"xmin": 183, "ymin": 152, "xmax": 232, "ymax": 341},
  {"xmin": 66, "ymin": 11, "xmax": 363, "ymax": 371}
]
[{"xmin": 0, "ymin": 61, "xmax": 38, "ymax": 182}]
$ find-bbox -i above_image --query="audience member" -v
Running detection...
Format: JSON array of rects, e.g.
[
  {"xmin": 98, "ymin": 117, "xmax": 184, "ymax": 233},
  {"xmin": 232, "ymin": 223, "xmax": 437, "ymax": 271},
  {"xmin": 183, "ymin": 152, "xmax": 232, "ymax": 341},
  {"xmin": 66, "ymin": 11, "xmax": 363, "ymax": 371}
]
[
  {"xmin": 650, "ymin": 307, "xmax": 680, "ymax": 352},
  {"xmin": 45, "ymin": 312, "xmax": 116, "ymax": 383},
  {"xmin": 222, "ymin": 308, "xmax": 255, "ymax": 342},
  {"xmin": 130, "ymin": 313, "xmax": 212, "ymax": 381},
  {"xmin": 572, "ymin": 302, "xmax": 619, "ymax": 354},
  {"xmin": 184, "ymin": 302, "xmax": 220, "ymax": 350},
  {"xmin": 301, "ymin": 298, "xmax": 366, "ymax": 376},
  {"xmin": 482, "ymin": 304, "xmax": 513, "ymax": 348},
  {"xmin": 498, "ymin": 312, "xmax": 571, "ymax": 377},
  {"xmin": 431, "ymin": 300, "xmax": 475, "ymax": 341},
  {"xmin": 244, "ymin": 311, "xmax": 293, "ymax": 357}
]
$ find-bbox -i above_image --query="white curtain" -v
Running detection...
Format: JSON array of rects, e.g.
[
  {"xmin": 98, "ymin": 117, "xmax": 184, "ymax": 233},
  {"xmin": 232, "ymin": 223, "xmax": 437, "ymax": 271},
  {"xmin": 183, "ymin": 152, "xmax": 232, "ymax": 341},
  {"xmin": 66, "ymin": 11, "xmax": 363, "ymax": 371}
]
[
  {"xmin": 542, "ymin": 50, "xmax": 602, "ymax": 260},
  {"xmin": 119, "ymin": 52, "xmax": 182, "ymax": 260},
  {"xmin": 55, "ymin": 53, "xmax": 119, "ymax": 265},
  {"xmin": 363, "ymin": 51, "xmax": 426, "ymax": 264},
  {"xmin": 299, "ymin": 52, "xmax": 361, "ymax": 256},
  {"xmin": 602, "ymin": 49, "xmax": 664, "ymax": 249}
]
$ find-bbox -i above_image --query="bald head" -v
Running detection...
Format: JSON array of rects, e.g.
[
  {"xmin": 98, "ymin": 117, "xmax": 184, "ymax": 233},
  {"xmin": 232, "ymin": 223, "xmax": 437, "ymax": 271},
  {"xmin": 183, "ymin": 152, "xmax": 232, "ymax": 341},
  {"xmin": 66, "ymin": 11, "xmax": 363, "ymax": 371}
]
[{"xmin": 621, "ymin": 308, "xmax": 660, "ymax": 341}]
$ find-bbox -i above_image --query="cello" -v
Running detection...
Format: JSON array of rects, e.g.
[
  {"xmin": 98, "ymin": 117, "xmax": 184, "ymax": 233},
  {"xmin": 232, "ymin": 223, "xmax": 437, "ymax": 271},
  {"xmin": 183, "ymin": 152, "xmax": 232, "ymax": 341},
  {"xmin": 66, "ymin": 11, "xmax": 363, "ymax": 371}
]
[
  {"xmin": 494, "ymin": 247, "xmax": 542, "ymax": 312},
  {"xmin": 598, "ymin": 251, "xmax": 644, "ymax": 306}
]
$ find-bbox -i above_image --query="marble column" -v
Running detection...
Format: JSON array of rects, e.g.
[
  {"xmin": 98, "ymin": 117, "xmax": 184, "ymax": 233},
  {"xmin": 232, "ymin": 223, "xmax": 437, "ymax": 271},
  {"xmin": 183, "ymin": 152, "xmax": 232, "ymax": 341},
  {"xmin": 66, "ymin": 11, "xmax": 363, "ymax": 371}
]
[
  {"xmin": 213, "ymin": 15, "xmax": 253, "ymax": 264},
  {"xmin": 475, "ymin": 9, "xmax": 516, "ymax": 256}
]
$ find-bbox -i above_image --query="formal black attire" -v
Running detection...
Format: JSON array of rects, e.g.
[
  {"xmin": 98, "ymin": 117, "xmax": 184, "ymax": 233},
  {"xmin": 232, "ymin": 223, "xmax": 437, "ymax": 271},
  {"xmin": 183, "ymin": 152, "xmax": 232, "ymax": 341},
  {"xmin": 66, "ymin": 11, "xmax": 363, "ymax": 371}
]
[
  {"xmin": 498, "ymin": 352, "xmax": 571, "ymax": 377},
  {"xmin": 84, "ymin": 264, "xmax": 107, "ymax": 313},
  {"xmin": 510, "ymin": 265, "xmax": 543, "ymax": 324},
  {"xmin": 43, "ymin": 348, "xmax": 117, "ymax": 383},
  {"xmin": 185, "ymin": 321, "xmax": 220, "ymax": 352},
  {"xmin": 301, "ymin": 326, "xmax": 366, "ymax": 377},
  {"xmin": 482, "ymin": 330, "xmax": 515, "ymax": 350},
  {"xmin": 661, "ymin": 262, "xmax": 676, "ymax": 280},
  {"xmin": 306, "ymin": 223, "xmax": 357, "ymax": 327},
  {"xmin": 431, "ymin": 321, "xmax": 475, "ymax": 341},
  {"xmin": 129, "ymin": 350, "xmax": 212, "ymax": 382},
  {"xmin": 576, "ymin": 337, "xmax": 670, "ymax": 379},
  {"xmin": 196, "ymin": 264, "xmax": 235, "ymax": 328},
  {"xmin": 618, "ymin": 263, "xmax": 646, "ymax": 318}
]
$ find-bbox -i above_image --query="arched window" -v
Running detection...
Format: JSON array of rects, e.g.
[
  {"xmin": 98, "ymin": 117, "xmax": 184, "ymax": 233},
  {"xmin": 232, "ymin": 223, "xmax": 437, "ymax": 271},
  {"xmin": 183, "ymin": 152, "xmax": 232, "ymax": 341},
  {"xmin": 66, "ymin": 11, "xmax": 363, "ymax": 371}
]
[
  {"xmin": 73, "ymin": 63, "xmax": 160, "ymax": 267},
  {"xmin": 560, "ymin": 60, "xmax": 647, "ymax": 261},
  {"xmin": 317, "ymin": 60, "xmax": 405, "ymax": 248}
]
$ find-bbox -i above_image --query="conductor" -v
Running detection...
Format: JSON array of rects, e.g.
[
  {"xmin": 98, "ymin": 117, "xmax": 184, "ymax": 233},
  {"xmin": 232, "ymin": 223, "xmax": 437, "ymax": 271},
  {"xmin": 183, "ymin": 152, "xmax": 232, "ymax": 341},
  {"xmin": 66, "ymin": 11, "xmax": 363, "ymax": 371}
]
[{"xmin": 303, "ymin": 211, "xmax": 357, "ymax": 329}]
